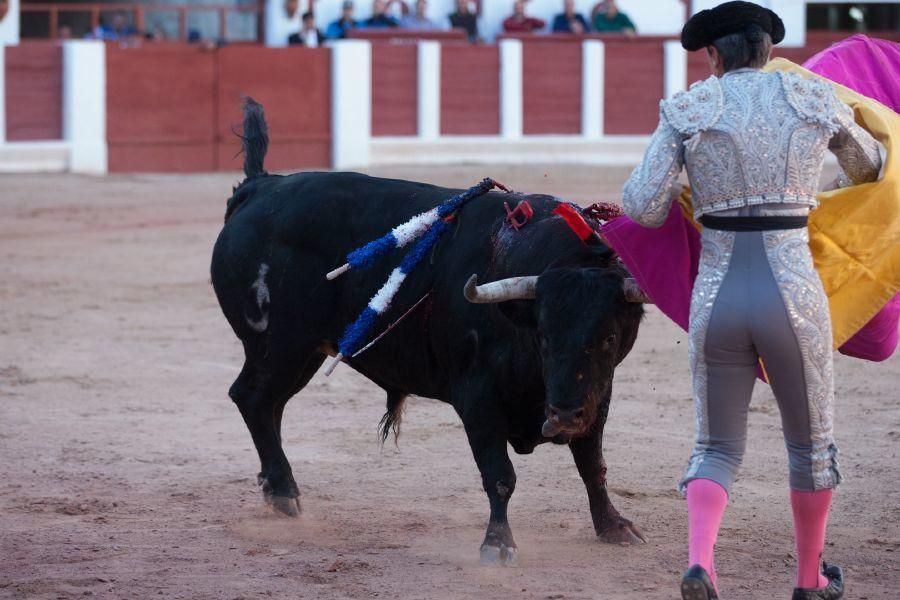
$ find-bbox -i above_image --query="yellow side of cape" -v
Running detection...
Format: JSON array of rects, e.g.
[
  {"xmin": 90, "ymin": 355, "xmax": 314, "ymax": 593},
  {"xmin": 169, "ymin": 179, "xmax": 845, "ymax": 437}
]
[{"xmin": 678, "ymin": 58, "xmax": 900, "ymax": 348}]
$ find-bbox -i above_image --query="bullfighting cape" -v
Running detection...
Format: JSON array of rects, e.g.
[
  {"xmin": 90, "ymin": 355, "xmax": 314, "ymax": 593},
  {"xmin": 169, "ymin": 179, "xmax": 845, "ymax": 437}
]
[{"xmin": 768, "ymin": 57, "xmax": 898, "ymax": 349}]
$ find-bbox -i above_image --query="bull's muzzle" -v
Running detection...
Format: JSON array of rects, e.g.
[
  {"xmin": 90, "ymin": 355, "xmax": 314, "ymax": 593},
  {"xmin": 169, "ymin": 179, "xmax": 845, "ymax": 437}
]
[{"xmin": 541, "ymin": 406, "xmax": 586, "ymax": 437}]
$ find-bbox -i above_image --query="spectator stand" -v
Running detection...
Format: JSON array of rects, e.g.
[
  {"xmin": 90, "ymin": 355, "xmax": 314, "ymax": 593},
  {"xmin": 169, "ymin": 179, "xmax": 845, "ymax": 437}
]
[{"xmin": 19, "ymin": 2, "xmax": 263, "ymax": 42}]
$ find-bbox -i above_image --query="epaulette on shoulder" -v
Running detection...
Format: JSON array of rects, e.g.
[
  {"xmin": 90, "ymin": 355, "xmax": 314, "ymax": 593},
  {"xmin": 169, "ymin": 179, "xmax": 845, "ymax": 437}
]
[
  {"xmin": 661, "ymin": 76, "xmax": 724, "ymax": 136},
  {"xmin": 779, "ymin": 71, "xmax": 841, "ymax": 134}
]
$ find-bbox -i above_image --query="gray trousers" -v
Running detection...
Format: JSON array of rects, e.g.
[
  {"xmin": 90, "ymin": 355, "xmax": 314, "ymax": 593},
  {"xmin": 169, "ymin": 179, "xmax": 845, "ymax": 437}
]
[{"xmin": 680, "ymin": 225, "xmax": 842, "ymax": 494}]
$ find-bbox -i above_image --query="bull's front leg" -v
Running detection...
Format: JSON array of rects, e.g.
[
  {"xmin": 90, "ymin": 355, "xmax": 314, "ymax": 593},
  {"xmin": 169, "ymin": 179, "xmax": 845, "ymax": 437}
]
[
  {"xmin": 461, "ymin": 404, "xmax": 518, "ymax": 566},
  {"xmin": 569, "ymin": 389, "xmax": 646, "ymax": 544}
]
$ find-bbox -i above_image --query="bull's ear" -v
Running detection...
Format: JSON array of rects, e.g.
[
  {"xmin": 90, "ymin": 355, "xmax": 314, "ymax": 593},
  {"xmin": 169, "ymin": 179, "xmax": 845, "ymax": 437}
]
[{"xmin": 498, "ymin": 299, "xmax": 537, "ymax": 329}]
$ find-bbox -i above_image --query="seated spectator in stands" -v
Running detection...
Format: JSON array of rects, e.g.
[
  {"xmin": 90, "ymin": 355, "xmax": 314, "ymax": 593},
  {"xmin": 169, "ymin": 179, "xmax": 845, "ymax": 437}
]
[
  {"xmin": 401, "ymin": 0, "xmax": 438, "ymax": 29},
  {"xmin": 591, "ymin": 0, "xmax": 635, "ymax": 35},
  {"xmin": 326, "ymin": 1, "xmax": 359, "ymax": 39},
  {"xmin": 503, "ymin": 0, "xmax": 545, "ymax": 32},
  {"xmin": 93, "ymin": 12, "xmax": 138, "ymax": 41},
  {"xmin": 449, "ymin": 0, "xmax": 478, "ymax": 42},
  {"xmin": 289, "ymin": 12, "xmax": 324, "ymax": 46},
  {"xmin": 363, "ymin": 0, "xmax": 400, "ymax": 28},
  {"xmin": 274, "ymin": 0, "xmax": 302, "ymax": 45},
  {"xmin": 552, "ymin": 0, "xmax": 589, "ymax": 34},
  {"xmin": 144, "ymin": 27, "xmax": 166, "ymax": 41}
]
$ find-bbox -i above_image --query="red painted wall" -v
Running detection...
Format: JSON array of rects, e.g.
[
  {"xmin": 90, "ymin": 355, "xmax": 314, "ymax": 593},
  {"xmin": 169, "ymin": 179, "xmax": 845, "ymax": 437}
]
[
  {"xmin": 440, "ymin": 44, "xmax": 499, "ymax": 135},
  {"xmin": 216, "ymin": 46, "xmax": 331, "ymax": 171},
  {"xmin": 5, "ymin": 42, "xmax": 62, "ymax": 141},
  {"xmin": 522, "ymin": 40, "xmax": 581, "ymax": 135},
  {"xmin": 604, "ymin": 41, "xmax": 664, "ymax": 135},
  {"xmin": 371, "ymin": 44, "xmax": 417, "ymax": 137},
  {"xmin": 105, "ymin": 44, "xmax": 330, "ymax": 173}
]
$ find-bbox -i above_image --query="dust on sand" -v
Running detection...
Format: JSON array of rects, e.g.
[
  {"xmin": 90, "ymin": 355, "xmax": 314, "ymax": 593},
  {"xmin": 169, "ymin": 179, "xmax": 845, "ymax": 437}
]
[{"xmin": 1, "ymin": 166, "xmax": 897, "ymax": 600}]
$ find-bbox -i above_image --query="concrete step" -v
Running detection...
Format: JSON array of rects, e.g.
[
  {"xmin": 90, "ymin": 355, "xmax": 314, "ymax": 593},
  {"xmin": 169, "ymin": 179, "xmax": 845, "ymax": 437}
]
[{"xmin": 0, "ymin": 141, "xmax": 70, "ymax": 173}]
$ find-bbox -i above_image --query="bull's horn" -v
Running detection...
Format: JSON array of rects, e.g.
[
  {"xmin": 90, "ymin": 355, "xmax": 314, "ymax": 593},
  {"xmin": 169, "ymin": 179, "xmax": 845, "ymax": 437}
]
[
  {"xmin": 623, "ymin": 278, "xmax": 652, "ymax": 304},
  {"xmin": 464, "ymin": 274, "xmax": 538, "ymax": 304}
]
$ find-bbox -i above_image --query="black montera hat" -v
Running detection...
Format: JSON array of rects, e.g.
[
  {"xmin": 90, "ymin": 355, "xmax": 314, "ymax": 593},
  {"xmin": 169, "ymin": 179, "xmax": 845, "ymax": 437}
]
[{"xmin": 681, "ymin": 1, "xmax": 785, "ymax": 51}]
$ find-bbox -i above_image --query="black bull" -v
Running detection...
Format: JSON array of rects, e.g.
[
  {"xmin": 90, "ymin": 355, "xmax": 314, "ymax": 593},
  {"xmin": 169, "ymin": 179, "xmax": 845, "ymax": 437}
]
[{"xmin": 210, "ymin": 101, "xmax": 647, "ymax": 565}]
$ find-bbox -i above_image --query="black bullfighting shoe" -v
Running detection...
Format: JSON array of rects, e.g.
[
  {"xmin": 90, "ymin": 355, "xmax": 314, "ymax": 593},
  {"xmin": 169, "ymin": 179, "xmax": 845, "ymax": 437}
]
[
  {"xmin": 681, "ymin": 565, "xmax": 719, "ymax": 600},
  {"xmin": 791, "ymin": 563, "xmax": 844, "ymax": 600}
]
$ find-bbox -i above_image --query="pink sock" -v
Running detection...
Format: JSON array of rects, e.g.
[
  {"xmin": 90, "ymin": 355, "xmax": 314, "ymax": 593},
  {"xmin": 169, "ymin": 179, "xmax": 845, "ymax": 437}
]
[
  {"xmin": 686, "ymin": 478, "xmax": 728, "ymax": 587},
  {"xmin": 791, "ymin": 489, "xmax": 832, "ymax": 589}
]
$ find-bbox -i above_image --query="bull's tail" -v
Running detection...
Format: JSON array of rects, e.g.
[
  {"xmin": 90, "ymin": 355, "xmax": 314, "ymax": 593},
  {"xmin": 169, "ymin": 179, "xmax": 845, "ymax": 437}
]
[
  {"xmin": 224, "ymin": 98, "xmax": 269, "ymax": 222},
  {"xmin": 240, "ymin": 97, "xmax": 269, "ymax": 179},
  {"xmin": 378, "ymin": 390, "xmax": 407, "ymax": 446}
]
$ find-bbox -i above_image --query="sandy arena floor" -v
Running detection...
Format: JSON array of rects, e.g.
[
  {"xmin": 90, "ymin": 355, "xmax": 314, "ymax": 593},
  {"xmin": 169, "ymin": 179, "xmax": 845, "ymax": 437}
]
[{"xmin": 0, "ymin": 165, "xmax": 898, "ymax": 600}]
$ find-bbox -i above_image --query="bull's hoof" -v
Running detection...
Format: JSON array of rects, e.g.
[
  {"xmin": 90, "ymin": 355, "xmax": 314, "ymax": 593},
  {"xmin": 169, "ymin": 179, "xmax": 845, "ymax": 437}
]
[
  {"xmin": 598, "ymin": 519, "xmax": 646, "ymax": 545},
  {"xmin": 268, "ymin": 495, "xmax": 301, "ymax": 517},
  {"xmin": 480, "ymin": 543, "xmax": 518, "ymax": 567}
]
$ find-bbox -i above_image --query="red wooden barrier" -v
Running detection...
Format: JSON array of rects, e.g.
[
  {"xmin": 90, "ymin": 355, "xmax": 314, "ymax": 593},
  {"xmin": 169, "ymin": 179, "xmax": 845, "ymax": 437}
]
[
  {"xmin": 522, "ymin": 39, "xmax": 581, "ymax": 135},
  {"xmin": 371, "ymin": 44, "xmax": 417, "ymax": 136},
  {"xmin": 106, "ymin": 44, "xmax": 216, "ymax": 172},
  {"xmin": 105, "ymin": 44, "xmax": 330, "ymax": 172},
  {"xmin": 440, "ymin": 44, "xmax": 499, "ymax": 135},
  {"xmin": 604, "ymin": 40, "xmax": 663, "ymax": 135},
  {"xmin": 216, "ymin": 46, "xmax": 330, "ymax": 171},
  {"xmin": 4, "ymin": 42, "xmax": 62, "ymax": 141}
]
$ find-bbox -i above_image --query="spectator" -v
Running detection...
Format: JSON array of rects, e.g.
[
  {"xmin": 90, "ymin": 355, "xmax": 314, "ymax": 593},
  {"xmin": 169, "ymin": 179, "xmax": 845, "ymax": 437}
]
[
  {"xmin": 289, "ymin": 12, "xmax": 324, "ymax": 46},
  {"xmin": 401, "ymin": 0, "xmax": 438, "ymax": 29},
  {"xmin": 449, "ymin": 0, "xmax": 478, "ymax": 42},
  {"xmin": 144, "ymin": 27, "xmax": 166, "ymax": 41},
  {"xmin": 551, "ymin": 0, "xmax": 589, "ymax": 34},
  {"xmin": 93, "ymin": 12, "xmax": 138, "ymax": 41},
  {"xmin": 363, "ymin": 0, "xmax": 400, "ymax": 28},
  {"xmin": 273, "ymin": 0, "xmax": 302, "ymax": 46},
  {"xmin": 58, "ymin": 25, "xmax": 74, "ymax": 39},
  {"xmin": 591, "ymin": 0, "xmax": 636, "ymax": 35},
  {"xmin": 326, "ymin": 1, "xmax": 358, "ymax": 39},
  {"xmin": 503, "ymin": 0, "xmax": 545, "ymax": 32},
  {"xmin": 187, "ymin": 28, "xmax": 220, "ymax": 48}
]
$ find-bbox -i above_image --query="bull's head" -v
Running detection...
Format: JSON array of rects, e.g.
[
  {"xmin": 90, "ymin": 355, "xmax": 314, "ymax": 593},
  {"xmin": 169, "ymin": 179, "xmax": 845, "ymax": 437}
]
[{"xmin": 465, "ymin": 270, "xmax": 649, "ymax": 439}]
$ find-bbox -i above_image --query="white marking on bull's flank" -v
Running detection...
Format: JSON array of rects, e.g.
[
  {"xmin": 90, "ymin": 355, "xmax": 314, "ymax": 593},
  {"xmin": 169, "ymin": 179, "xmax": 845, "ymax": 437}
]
[{"xmin": 247, "ymin": 263, "xmax": 270, "ymax": 332}]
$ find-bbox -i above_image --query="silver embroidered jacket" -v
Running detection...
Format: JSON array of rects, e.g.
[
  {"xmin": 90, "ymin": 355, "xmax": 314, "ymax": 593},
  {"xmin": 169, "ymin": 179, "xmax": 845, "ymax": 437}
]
[{"xmin": 622, "ymin": 69, "xmax": 883, "ymax": 227}]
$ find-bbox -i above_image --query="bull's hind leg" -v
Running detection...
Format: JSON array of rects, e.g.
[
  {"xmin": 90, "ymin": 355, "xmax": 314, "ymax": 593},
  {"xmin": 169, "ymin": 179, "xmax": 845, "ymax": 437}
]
[
  {"xmin": 569, "ymin": 387, "xmax": 646, "ymax": 544},
  {"xmin": 230, "ymin": 351, "xmax": 324, "ymax": 516}
]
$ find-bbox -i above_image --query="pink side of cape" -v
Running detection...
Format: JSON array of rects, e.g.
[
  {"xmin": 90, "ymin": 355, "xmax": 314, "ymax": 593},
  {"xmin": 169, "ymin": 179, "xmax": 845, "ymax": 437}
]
[{"xmin": 600, "ymin": 35, "xmax": 899, "ymax": 362}]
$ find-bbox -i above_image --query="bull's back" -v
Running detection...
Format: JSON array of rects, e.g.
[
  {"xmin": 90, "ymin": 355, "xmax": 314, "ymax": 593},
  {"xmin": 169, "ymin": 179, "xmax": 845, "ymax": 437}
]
[{"xmin": 211, "ymin": 172, "xmax": 491, "ymax": 395}]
